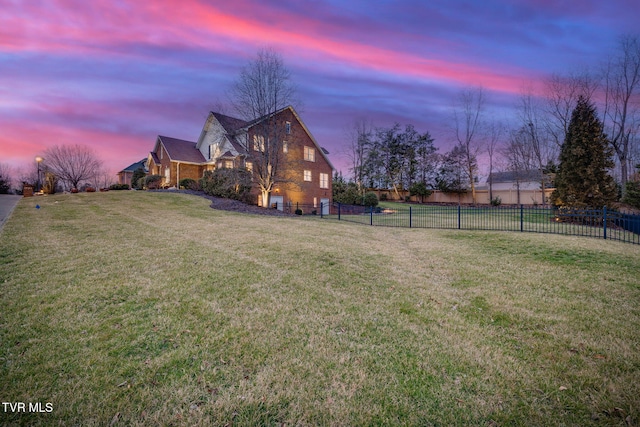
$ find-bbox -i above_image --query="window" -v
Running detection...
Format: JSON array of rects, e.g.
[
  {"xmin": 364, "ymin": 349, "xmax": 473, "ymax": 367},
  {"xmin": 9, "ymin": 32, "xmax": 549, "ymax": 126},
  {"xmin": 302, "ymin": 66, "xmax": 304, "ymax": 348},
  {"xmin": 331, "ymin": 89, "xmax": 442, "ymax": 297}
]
[
  {"xmin": 285, "ymin": 121, "xmax": 291, "ymax": 134},
  {"xmin": 245, "ymin": 161, "xmax": 253, "ymax": 172},
  {"xmin": 319, "ymin": 173, "xmax": 329, "ymax": 189},
  {"xmin": 283, "ymin": 142, "xmax": 288, "ymax": 153},
  {"xmin": 160, "ymin": 148, "xmax": 163, "ymax": 160},
  {"xmin": 253, "ymin": 135, "xmax": 265, "ymax": 152},
  {"xmin": 304, "ymin": 146, "xmax": 315, "ymax": 162},
  {"xmin": 304, "ymin": 170, "xmax": 312, "ymax": 181},
  {"xmin": 208, "ymin": 145, "xmax": 212, "ymax": 160},
  {"xmin": 224, "ymin": 160, "xmax": 233, "ymax": 169}
]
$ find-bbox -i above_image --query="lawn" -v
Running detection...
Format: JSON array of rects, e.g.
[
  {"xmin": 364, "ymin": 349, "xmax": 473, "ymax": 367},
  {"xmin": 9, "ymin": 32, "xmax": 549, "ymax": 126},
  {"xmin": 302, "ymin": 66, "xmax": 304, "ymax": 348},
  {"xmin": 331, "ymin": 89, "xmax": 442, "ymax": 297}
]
[{"xmin": 1, "ymin": 191, "xmax": 639, "ymax": 426}]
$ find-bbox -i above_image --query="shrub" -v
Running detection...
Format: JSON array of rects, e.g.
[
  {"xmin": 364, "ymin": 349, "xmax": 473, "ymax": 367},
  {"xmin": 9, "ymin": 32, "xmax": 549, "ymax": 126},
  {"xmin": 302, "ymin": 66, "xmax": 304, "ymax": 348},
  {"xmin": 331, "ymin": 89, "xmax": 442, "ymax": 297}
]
[
  {"xmin": 623, "ymin": 181, "xmax": 640, "ymax": 209},
  {"xmin": 200, "ymin": 168, "xmax": 252, "ymax": 201},
  {"xmin": 295, "ymin": 208, "xmax": 303, "ymax": 215},
  {"xmin": 490, "ymin": 196, "xmax": 502, "ymax": 206},
  {"xmin": 362, "ymin": 192, "xmax": 379, "ymax": 207},
  {"xmin": 145, "ymin": 175, "xmax": 162, "ymax": 190},
  {"xmin": 109, "ymin": 183, "xmax": 130, "ymax": 190},
  {"xmin": 131, "ymin": 167, "xmax": 146, "ymax": 190},
  {"xmin": 85, "ymin": 187, "xmax": 96, "ymax": 192},
  {"xmin": 409, "ymin": 182, "xmax": 432, "ymax": 203},
  {"xmin": 379, "ymin": 193, "xmax": 388, "ymax": 201},
  {"xmin": 179, "ymin": 178, "xmax": 200, "ymax": 191}
]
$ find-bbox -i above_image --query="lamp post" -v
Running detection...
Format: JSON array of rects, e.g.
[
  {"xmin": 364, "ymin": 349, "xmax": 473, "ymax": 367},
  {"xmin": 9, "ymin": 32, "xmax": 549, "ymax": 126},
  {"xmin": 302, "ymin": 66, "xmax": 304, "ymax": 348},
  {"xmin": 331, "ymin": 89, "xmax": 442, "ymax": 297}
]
[{"xmin": 35, "ymin": 156, "xmax": 43, "ymax": 192}]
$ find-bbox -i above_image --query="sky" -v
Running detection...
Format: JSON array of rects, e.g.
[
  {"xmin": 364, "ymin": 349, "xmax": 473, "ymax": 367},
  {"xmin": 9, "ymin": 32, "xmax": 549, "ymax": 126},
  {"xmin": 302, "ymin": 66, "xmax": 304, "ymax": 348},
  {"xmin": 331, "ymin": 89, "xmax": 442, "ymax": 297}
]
[{"xmin": 1, "ymin": 0, "xmax": 639, "ymax": 182}]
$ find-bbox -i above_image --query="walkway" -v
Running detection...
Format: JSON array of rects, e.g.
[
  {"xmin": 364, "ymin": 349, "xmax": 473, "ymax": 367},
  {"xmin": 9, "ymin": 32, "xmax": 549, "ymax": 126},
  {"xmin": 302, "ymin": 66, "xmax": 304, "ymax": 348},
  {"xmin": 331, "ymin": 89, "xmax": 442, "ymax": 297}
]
[{"xmin": 0, "ymin": 195, "xmax": 22, "ymax": 232}]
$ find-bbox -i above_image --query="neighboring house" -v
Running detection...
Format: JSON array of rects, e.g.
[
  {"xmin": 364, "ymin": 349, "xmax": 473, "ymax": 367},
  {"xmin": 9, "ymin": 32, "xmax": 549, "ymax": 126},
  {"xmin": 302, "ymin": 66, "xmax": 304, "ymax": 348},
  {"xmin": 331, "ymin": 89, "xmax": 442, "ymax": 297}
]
[
  {"xmin": 117, "ymin": 159, "xmax": 147, "ymax": 186},
  {"xmin": 147, "ymin": 106, "xmax": 334, "ymax": 210},
  {"xmin": 483, "ymin": 170, "xmax": 550, "ymax": 191}
]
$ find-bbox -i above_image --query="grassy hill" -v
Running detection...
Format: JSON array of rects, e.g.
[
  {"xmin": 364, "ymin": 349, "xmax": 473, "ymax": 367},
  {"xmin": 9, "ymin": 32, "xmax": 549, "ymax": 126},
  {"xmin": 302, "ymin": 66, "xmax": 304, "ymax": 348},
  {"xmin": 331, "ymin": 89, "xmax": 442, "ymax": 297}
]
[{"xmin": 1, "ymin": 191, "xmax": 639, "ymax": 426}]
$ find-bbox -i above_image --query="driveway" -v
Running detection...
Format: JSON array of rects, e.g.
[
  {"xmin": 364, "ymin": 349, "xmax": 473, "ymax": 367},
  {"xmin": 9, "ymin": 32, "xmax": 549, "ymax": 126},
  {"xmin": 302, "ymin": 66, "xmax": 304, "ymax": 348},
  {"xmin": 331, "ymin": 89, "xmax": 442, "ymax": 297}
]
[{"xmin": 0, "ymin": 195, "xmax": 22, "ymax": 232}]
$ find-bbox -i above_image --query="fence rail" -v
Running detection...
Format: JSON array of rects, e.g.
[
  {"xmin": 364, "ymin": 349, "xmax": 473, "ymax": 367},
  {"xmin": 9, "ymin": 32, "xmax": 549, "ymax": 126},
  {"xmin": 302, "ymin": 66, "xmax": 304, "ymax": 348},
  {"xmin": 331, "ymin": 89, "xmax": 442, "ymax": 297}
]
[{"xmin": 319, "ymin": 203, "xmax": 640, "ymax": 245}]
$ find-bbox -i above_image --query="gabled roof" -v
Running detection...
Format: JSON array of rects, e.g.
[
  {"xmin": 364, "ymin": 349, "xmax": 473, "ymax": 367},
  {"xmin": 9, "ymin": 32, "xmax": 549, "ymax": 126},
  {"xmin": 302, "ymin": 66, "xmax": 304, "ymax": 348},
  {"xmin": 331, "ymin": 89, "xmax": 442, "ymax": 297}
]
[
  {"xmin": 156, "ymin": 135, "xmax": 205, "ymax": 164},
  {"xmin": 212, "ymin": 112, "xmax": 247, "ymax": 133},
  {"xmin": 237, "ymin": 105, "xmax": 335, "ymax": 170},
  {"xmin": 487, "ymin": 170, "xmax": 547, "ymax": 184},
  {"xmin": 119, "ymin": 159, "xmax": 147, "ymax": 173}
]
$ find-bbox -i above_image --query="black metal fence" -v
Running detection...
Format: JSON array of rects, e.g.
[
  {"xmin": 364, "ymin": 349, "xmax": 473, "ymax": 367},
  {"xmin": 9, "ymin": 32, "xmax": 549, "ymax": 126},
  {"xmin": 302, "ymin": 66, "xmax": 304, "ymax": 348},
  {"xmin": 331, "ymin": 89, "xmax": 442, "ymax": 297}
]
[{"xmin": 319, "ymin": 203, "xmax": 640, "ymax": 245}]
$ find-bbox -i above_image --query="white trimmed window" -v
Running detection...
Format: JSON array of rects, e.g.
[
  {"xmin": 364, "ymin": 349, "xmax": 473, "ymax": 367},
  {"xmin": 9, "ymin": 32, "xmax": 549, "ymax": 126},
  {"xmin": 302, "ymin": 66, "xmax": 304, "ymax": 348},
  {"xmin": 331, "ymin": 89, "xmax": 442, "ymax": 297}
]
[
  {"xmin": 304, "ymin": 146, "xmax": 315, "ymax": 162},
  {"xmin": 283, "ymin": 142, "xmax": 288, "ymax": 153},
  {"xmin": 285, "ymin": 121, "xmax": 291, "ymax": 134},
  {"xmin": 319, "ymin": 173, "xmax": 329, "ymax": 189},
  {"xmin": 304, "ymin": 170, "xmax": 312, "ymax": 181},
  {"xmin": 245, "ymin": 161, "xmax": 253, "ymax": 172}
]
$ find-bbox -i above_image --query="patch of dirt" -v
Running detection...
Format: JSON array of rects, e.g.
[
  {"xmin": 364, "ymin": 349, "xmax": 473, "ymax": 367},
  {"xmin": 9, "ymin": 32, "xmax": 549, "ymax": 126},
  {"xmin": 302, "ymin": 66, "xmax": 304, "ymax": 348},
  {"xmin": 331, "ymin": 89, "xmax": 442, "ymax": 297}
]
[{"xmin": 163, "ymin": 189, "xmax": 293, "ymax": 216}]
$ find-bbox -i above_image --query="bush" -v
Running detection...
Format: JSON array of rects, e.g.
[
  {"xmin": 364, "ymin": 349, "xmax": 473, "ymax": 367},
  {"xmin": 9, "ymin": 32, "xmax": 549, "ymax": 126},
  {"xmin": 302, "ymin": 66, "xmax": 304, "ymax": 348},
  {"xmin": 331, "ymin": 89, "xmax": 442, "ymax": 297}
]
[
  {"xmin": 179, "ymin": 178, "xmax": 200, "ymax": 191},
  {"xmin": 490, "ymin": 196, "xmax": 502, "ymax": 206},
  {"xmin": 623, "ymin": 181, "xmax": 640, "ymax": 209},
  {"xmin": 200, "ymin": 168, "xmax": 252, "ymax": 201},
  {"xmin": 295, "ymin": 208, "xmax": 303, "ymax": 215},
  {"xmin": 409, "ymin": 182, "xmax": 432, "ymax": 203},
  {"xmin": 85, "ymin": 187, "xmax": 96, "ymax": 192},
  {"xmin": 145, "ymin": 175, "xmax": 162, "ymax": 190},
  {"xmin": 379, "ymin": 193, "xmax": 388, "ymax": 201},
  {"xmin": 109, "ymin": 183, "xmax": 130, "ymax": 190},
  {"xmin": 362, "ymin": 192, "xmax": 379, "ymax": 207},
  {"xmin": 131, "ymin": 167, "xmax": 146, "ymax": 190}
]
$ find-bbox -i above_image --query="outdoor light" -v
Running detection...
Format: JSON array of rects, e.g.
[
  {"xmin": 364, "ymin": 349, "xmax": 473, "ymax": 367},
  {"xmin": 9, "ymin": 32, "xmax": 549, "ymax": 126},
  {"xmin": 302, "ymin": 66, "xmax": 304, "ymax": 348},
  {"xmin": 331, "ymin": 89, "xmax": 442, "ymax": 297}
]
[{"xmin": 35, "ymin": 156, "xmax": 44, "ymax": 192}]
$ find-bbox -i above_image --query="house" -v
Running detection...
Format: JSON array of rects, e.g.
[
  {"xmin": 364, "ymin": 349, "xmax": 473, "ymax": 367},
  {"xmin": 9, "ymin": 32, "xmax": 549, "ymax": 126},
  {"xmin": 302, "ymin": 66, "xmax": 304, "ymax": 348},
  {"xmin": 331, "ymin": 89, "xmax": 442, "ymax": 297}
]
[
  {"xmin": 117, "ymin": 159, "xmax": 147, "ymax": 186},
  {"xmin": 147, "ymin": 106, "xmax": 334, "ymax": 211},
  {"xmin": 484, "ymin": 170, "xmax": 552, "ymax": 191},
  {"xmin": 147, "ymin": 136, "xmax": 209, "ymax": 186}
]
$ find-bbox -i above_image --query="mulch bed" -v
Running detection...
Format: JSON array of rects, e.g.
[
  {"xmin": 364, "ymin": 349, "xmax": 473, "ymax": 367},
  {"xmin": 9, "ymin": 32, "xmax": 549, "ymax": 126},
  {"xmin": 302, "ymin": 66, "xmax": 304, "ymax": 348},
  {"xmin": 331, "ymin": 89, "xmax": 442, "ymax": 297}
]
[{"xmin": 158, "ymin": 189, "xmax": 293, "ymax": 216}]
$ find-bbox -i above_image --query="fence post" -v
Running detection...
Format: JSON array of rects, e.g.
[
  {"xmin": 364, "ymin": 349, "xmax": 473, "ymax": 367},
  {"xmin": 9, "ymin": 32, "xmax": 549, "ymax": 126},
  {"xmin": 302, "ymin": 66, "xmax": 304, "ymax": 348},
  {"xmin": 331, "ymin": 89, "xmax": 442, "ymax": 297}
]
[
  {"xmin": 603, "ymin": 206, "xmax": 607, "ymax": 240},
  {"xmin": 338, "ymin": 202, "xmax": 341, "ymax": 220},
  {"xmin": 320, "ymin": 202, "xmax": 323, "ymax": 218},
  {"xmin": 520, "ymin": 205, "xmax": 524, "ymax": 232},
  {"xmin": 457, "ymin": 205, "xmax": 461, "ymax": 230},
  {"xmin": 409, "ymin": 206, "xmax": 412, "ymax": 228},
  {"xmin": 370, "ymin": 205, "xmax": 373, "ymax": 225}
]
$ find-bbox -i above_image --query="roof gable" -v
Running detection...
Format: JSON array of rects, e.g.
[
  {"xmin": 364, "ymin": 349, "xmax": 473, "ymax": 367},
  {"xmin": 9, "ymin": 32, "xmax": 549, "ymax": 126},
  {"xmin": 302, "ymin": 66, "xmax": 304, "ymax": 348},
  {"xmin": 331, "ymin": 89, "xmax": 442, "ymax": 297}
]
[{"xmin": 157, "ymin": 135, "xmax": 205, "ymax": 164}]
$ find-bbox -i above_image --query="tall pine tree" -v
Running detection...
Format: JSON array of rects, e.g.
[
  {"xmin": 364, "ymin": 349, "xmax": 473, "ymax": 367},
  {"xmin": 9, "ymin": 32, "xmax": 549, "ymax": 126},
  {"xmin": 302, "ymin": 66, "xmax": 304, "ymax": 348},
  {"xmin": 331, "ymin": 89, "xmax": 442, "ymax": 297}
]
[{"xmin": 551, "ymin": 96, "xmax": 617, "ymax": 208}]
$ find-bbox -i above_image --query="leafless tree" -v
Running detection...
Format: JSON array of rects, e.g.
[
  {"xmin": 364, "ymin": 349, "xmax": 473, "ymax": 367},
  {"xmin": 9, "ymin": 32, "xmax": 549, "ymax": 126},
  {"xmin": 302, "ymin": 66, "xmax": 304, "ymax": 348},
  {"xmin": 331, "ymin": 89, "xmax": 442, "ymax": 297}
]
[
  {"xmin": 344, "ymin": 119, "xmax": 373, "ymax": 194},
  {"xmin": 485, "ymin": 120, "xmax": 505, "ymax": 202},
  {"xmin": 516, "ymin": 90, "xmax": 556, "ymax": 205},
  {"xmin": 544, "ymin": 71, "xmax": 599, "ymax": 150},
  {"xmin": 0, "ymin": 163, "xmax": 13, "ymax": 193},
  {"xmin": 602, "ymin": 34, "xmax": 640, "ymax": 184},
  {"xmin": 453, "ymin": 87, "xmax": 485, "ymax": 204},
  {"xmin": 502, "ymin": 127, "xmax": 537, "ymax": 205},
  {"xmin": 229, "ymin": 47, "xmax": 298, "ymax": 207},
  {"xmin": 43, "ymin": 144, "xmax": 102, "ymax": 190}
]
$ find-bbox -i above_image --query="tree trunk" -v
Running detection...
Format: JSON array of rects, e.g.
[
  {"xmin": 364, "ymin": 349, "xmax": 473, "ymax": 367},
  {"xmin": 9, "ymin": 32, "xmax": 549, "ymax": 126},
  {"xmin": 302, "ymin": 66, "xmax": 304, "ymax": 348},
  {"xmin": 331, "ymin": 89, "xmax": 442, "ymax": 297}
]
[{"xmin": 261, "ymin": 188, "xmax": 270, "ymax": 208}]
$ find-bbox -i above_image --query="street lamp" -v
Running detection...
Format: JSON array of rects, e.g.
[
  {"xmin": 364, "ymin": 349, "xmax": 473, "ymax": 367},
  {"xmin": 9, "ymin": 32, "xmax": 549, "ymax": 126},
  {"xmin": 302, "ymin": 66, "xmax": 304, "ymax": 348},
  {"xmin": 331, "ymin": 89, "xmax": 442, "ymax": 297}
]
[{"xmin": 35, "ymin": 156, "xmax": 43, "ymax": 192}]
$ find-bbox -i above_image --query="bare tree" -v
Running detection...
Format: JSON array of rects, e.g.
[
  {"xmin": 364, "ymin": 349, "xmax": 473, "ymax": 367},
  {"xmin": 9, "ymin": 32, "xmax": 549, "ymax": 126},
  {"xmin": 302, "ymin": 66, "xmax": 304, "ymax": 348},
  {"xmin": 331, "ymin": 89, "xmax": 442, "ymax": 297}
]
[
  {"xmin": 453, "ymin": 87, "xmax": 485, "ymax": 204},
  {"xmin": 486, "ymin": 120, "xmax": 505, "ymax": 202},
  {"xmin": 229, "ymin": 48, "xmax": 298, "ymax": 207},
  {"xmin": 502, "ymin": 127, "xmax": 537, "ymax": 205},
  {"xmin": 544, "ymin": 71, "xmax": 599, "ymax": 150},
  {"xmin": 517, "ymin": 91, "xmax": 555, "ymax": 205},
  {"xmin": 602, "ymin": 34, "xmax": 640, "ymax": 184},
  {"xmin": 43, "ymin": 144, "xmax": 102, "ymax": 190},
  {"xmin": 0, "ymin": 163, "xmax": 13, "ymax": 193},
  {"xmin": 345, "ymin": 119, "xmax": 373, "ymax": 194}
]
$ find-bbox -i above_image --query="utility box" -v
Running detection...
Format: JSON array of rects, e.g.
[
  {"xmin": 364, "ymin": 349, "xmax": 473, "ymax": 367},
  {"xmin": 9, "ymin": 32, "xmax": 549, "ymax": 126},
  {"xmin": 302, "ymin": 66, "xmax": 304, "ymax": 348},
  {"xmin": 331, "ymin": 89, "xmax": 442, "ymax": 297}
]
[{"xmin": 23, "ymin": 185, "xmax": 34, "ymax": 197}]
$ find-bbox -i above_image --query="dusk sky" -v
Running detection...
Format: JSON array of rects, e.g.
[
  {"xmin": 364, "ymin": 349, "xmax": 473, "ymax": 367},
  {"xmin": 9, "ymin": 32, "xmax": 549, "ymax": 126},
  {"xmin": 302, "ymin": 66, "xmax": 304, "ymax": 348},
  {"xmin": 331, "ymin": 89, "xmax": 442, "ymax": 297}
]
[{"xmin": 2, "ymin": 0, "xmax": 639, "ymax": 181}]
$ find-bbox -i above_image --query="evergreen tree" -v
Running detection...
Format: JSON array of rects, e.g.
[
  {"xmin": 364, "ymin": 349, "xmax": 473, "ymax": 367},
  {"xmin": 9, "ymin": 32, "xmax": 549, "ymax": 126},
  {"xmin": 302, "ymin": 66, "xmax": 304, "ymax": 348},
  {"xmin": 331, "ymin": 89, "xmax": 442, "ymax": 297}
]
[{"xmin": 551, "ymin": 96, "xmax": 617, "ymax": 208}]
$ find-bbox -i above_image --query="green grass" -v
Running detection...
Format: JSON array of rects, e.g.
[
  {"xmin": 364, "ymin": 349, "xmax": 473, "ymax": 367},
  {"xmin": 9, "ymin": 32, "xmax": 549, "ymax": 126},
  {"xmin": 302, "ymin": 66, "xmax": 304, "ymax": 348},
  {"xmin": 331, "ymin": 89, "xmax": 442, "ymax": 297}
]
[{"xmin": 1, "ymin": 191, "xmax": 639, "ymax": 426}]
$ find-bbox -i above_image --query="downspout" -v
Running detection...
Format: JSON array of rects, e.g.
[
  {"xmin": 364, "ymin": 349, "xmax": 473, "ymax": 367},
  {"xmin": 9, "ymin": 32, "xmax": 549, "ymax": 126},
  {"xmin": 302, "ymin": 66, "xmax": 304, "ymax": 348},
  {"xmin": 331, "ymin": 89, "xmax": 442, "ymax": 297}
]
[{"xmin": 176, "ymin": 162, "xmax": 180, "ymax": 188}]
